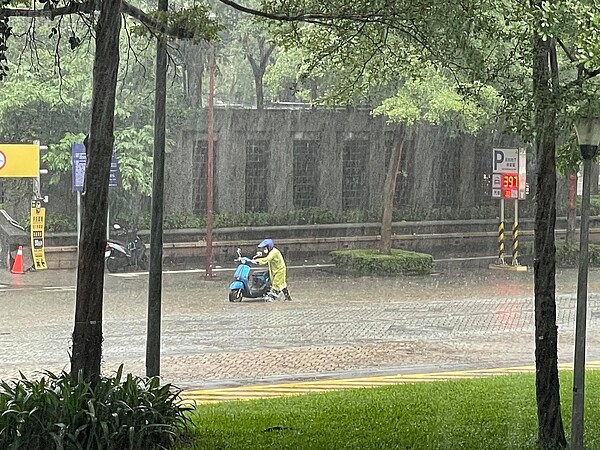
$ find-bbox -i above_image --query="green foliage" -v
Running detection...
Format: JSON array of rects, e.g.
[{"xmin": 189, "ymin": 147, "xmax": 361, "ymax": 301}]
[
  {"xmin": 373, "ymin": 69, "xmax": 500, "ymax": 133},
  {"xmin": 0, "ymin": 366, "xmax": 190, "ymax": 450},
  {"xmin": 21, "ymin": 213, "xmax": 77, "ymax": 233},
  {"xmin": 115, "ymin": 126, "xmax": 155, "ymax": 196},
  {"xmin": 520, "ymin": 238, "xmax": 600, "ymax": 268},
  {"xmin": 329, "ymin": 248, "xmax": 433, "ymax": 276},
  {"xmin": 18, "ymin": 204, "xmax": 545, "ymax": 234},
  {"xmin": 185, "ymin": 371, "xmax": 599, "ymax": 449},
  {"xmin": 133, "ymin": 5, "xmax": 222, "ymax": 44},
  {"xmin": 43, "ymin": 133, "xmax": 87, "ymax": 185}
]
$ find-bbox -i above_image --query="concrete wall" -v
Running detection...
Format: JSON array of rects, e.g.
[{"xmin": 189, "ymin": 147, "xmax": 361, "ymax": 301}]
[{"xmin": 166, "ymin": 108, "xmax": 524, "ymax": 216}]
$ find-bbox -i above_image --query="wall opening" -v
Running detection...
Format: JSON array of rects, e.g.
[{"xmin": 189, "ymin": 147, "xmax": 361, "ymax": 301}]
[
  {"xmin": 342, "ymin": 139, "xmax": 369, "ymax": 210},
  {"xmin": 293, "ymin": 140, "xmax": 319, "ymax": 208},
  {"xmin": 245, "ymin": 140, "xmax": 269, "ymax": 212}
]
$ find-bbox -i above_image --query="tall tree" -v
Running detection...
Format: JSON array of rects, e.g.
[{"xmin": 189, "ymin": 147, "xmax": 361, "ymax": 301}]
[
  {"xmin": 71, "ymin": 0, "xmax": 122, "ymax": 383},
  {"xmin": 531, "ymin": 16, "xmax": 567, "ymax": 445}
]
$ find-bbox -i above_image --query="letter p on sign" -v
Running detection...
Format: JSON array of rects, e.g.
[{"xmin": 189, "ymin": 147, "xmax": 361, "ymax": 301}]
[{"xmin": 494, "ymin": 149, "xmax": 505, "ymax": 172}]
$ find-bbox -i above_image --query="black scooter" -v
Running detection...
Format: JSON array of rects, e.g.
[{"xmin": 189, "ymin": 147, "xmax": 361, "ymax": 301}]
[{"xmin": 104, "ymin": 223, "xmax": 148, "ymax": 273}]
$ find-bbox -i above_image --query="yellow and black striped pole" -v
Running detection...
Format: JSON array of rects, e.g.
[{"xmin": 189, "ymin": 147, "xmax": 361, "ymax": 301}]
[
  {"xmin": 512, "ymin": 199, "xmax": 519, "ymax": 266},
  {"xmin": 498, "ymin": 198, "xmax": 505, "ymax": 265}
]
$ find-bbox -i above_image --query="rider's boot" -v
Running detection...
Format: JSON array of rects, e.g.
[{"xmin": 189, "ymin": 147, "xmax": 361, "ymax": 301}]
[
  {"xmin": 266, "ymin": 289, "xmax": 279, "ymax": 302},
  {"xmin": 282, "ymin": 287, "xmax": 292, "ymax": 302}
]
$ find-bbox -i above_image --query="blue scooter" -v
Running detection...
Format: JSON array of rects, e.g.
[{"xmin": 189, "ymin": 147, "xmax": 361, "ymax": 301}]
[{"xmin": 229, "ymin": 248, "xmax": 271, "ymax": 302}]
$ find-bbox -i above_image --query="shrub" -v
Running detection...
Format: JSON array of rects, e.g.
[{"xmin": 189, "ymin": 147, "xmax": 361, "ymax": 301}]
[
  {"xmin": 0, "ymin": 366, "xmax": 190, "ymax": 450},
  {"xmin": 520, "ymin": 239, "xmax": 600, "ymax": 267},
  {"xmin": 330, "ymin": 248, "xmax": 434, "ymax": 276}
]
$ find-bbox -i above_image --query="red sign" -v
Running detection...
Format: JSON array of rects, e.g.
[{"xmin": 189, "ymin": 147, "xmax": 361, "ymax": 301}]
[{"xmin": 501, "ymin": 173, "xmax": 519, "ymax": 198}]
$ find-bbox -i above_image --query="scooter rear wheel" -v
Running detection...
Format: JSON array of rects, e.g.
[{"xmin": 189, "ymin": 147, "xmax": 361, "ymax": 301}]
[
  {"xmin": 137, "ymin": 253, "xmax": 149, "ymax": 271},
  {"xmin": 106, "ymin": 257, "xmax": 121, "ymax": 273},
  {"xmin": 229, "ymin": 289, "xmax": 243, "ymax": 302}
]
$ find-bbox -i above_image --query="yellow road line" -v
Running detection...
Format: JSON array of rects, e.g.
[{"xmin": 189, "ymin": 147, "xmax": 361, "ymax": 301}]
[{"xmin": 180, "ymin": 361, "xmax": 600, "ymax": 405}]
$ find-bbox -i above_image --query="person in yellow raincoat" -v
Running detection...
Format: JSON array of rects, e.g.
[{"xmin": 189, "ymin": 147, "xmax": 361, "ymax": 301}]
[{"xmin": 253, "ymin": 238, "xmax": 292, "ymax": 302}]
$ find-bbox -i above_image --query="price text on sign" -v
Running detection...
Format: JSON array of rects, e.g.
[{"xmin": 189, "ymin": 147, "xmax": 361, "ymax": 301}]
[
  {"xmin": 30, "ymin": 203, "xmax": 47, "ymax": 270},
  {"xmin": 0, "ymin": 144, "xmax": 40, "ymax": 177},
  {"xmin": 491, "ymin": 148, "xmax": 527, "ymax": 200}
]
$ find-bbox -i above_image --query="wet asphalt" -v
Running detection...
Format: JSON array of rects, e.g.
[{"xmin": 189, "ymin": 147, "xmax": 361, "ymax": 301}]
[{"xmin": 1, "ymin": 264, "xmax": 600, "ymax": 389}]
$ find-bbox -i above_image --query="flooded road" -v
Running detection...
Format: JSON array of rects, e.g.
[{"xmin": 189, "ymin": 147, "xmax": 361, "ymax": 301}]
[{"xmin": 0, "ymin": 266, "xmax": 598, "ymax": 388}]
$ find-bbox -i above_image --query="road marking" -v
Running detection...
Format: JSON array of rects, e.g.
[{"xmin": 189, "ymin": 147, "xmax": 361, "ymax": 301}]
[
  {"xmin": 180, "ymin": 361, "xmax": 600, "ymax": 405},
  {"xmin": 43, "ymin": 286, "xmax": 76, "ymax": 291},
  {"xmin": 108, "ymin": 264, "xmax": 336, "ymax": 278}
]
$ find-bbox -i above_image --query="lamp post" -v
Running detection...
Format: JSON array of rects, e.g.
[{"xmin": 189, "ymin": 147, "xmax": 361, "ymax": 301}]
[
  {"xmin": 571, "ymin": 118, "xmax": 600, "ymax": 450},
  {"xmin": 205, "ymin": 34, "xmax": 215, "ymax": 278}
]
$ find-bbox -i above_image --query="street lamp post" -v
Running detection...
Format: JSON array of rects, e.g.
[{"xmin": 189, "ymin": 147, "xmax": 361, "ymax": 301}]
[
  {"xmin": 205, "ymin": 39, "xmax": 215, "ymax": 278},
  {"xmin": 571, "ymin": 118, "xmax": 600, "ymax": 450}
]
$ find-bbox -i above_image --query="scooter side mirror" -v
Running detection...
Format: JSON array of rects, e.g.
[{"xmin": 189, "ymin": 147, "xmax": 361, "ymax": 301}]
[{"xmin": 236, "ymin": 248, "xmax": 242, "ymax": 257}]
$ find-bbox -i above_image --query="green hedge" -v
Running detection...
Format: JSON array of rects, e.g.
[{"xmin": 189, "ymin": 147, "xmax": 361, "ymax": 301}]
[
  {"xmin": 330, "ymin": 249, "xmax": 434, "ymax": 276},
  {"xmin": 24, "ymin": 204, "xmax": 535, "ymax": 233}
]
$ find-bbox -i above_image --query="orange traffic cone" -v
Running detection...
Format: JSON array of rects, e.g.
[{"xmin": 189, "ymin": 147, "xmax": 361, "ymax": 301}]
[{"xmin": 10, "ymin": 245, "xmax": 25, "ymax": 274}]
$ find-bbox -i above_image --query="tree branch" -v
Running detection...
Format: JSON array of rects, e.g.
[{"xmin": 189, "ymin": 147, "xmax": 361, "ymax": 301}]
[
  {"xmin": 216, "ymin": 0, "xmax": 396, "ymax": 25},
  {"xmin": 1, "ymin": 0, "xmax": 193, "ymax": 39}
]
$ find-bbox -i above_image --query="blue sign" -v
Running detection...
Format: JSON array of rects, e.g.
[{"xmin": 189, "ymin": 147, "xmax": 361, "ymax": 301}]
[{"xmin": 71, "ymin": 143, "xmax": 120, "ymax": 192}]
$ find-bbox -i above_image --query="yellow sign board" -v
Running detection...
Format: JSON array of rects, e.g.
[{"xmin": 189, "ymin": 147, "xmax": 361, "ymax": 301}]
[
  {"xmin": 30, "ymin": 200, "xmax": 47, "ymax": 270},
  {"xmin": 0, "ymin": 143, "xmax": 40, "ymax": 177}
]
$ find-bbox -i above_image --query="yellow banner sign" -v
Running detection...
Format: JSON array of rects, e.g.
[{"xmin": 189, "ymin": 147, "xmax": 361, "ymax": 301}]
[
  {"xmin": 30, "ymin": 201, "xmax": 47, "ymax": 270},
  {"xmin": 0, "ymin": 143, "xmax": 40, "ymax": 178}
]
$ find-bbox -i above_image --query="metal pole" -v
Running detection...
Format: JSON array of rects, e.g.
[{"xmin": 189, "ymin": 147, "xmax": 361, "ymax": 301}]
[
  {"xmin": 205, "ymin": 42, "xmax": 215, "ymax": 278},
  {"xmin": 571, "ymin": 157, "xmax": 593, "ymax": 450},
  {"xmin": 498, "ymin": 198, "xmax": 505, "ymax": 264},
  {"xmin": 146, "ymin": 0, "xmax": 168, "ymax": 378},
  {"xmin": 77, "ymin": 191, "xmax": 81, "ymax": 259},
  {"xmin": 512, "ymin": 199, "xmax": 519, "ymax": 266}
]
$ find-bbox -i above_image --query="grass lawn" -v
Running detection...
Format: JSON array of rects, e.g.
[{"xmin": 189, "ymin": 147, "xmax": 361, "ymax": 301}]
[{"xmin": 181, "ymin": 371, "xmax": 600, "ymax": 450}]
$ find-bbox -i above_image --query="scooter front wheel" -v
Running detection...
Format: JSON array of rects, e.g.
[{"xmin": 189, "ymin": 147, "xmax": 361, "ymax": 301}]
[{"xmin": 229, "ymin": 289, "xmax": 243, "ymax": 302}]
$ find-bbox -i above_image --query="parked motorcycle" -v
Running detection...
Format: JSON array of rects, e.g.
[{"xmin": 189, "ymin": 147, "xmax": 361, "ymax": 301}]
[
  {"xmin": 105, "ymin": 223, "xmax": 148, "ymax": 273},
  {"xmin": 228, "ymin": 248, "xmax": 270, "ymax": 302}
]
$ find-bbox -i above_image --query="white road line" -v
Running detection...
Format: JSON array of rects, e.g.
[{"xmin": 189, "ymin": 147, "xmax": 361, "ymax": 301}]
[{"xmin": 108, "ymin": 264, "xmax": 335, "ymax": 278}]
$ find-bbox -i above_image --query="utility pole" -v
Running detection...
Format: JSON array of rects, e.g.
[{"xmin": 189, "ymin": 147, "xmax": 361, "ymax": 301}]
[{"xmin": 146, "ymin": 0, "xmax": 167, "ymax": 378}]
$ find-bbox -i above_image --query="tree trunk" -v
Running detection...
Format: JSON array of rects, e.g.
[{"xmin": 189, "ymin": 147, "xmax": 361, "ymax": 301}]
[
  {"xmin": 247, "ymin": 39, "xmax": 274, "ymax": 110},
  {"xmin": 71, "ymin": 0, "xmax": 122, "ymax": 385},
  {"xmin": 380, "ymin": 128, "xmax": 405, "ymax": 254},
  {"xmin": 532, "ymin": 9, "xmax": 567, "ymax": 448},
  {"xmin": 182, "ymin": 42, "xmax": 204, "ymax": 108},
  {"xmin": 567, "ymin": 172, "xmax": 577, "ymax": 244}
]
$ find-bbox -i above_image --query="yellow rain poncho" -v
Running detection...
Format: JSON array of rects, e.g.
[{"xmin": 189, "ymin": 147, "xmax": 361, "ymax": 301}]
[{"xmin": 255, "ymin": 247, "xmax": 287, "ymax": 291}]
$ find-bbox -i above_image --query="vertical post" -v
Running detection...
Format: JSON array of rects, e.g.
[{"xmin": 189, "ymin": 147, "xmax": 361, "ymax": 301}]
[
  {"xmin": 33, "ymin": 140, "xmax": 41, "ymax": 200},
  {"xmin": 205, "ymin": 41, "xmax": 215, "ymax": 278},
  {"xmin": 571, "ymin": 156, "xmax": 593, "ymax": 450},
  {"xmin": 146, "ymin": 0, "xmax": 168, "ymax": 378},
  {"xmin": 512, "ymin": 199, "xmax": 519, "ymax": 266},
  {"xmin": 498, "ymin": 198, "xmax": 505, "ymax": 264},
  {"xmin": 77, "ymin": 191, "xmax": 81, "ymax": 258}
]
